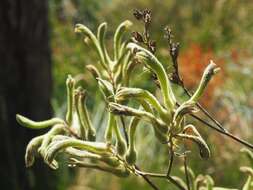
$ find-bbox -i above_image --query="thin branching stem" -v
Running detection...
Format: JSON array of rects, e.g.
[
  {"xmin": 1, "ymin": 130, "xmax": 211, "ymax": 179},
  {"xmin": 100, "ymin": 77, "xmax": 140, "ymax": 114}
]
[
  {"xmin": 167, "ymin": 137, "xmax": 174, "ymax": 177},
  {"xmin": 183, "ymin": 155, "xmax": 190, "ymax": 190},
  {"xmin": 135, "ymin": 165, "xmax": 161, "ymax": 190},
  {"xmin": 190, "ymin": 113, "xmax": 253, "ymax": 150},
  {"xmin": 182, "ymin": 86, "xmax": 227, "ymax": 132},
  {"xmin": 136, "ymin": 170, "xmax": 186, "ymax": 190}
]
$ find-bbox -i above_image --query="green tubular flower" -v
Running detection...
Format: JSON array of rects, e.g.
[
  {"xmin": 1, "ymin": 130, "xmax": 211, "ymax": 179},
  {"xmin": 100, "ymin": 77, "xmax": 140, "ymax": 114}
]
[
  {"xmin": 112, "ymin": 46, "xmax": 129, "ymax": 72},
  {"xmin": 242, "ymin": 175, "xmax": 252, "ymax": 190},
  {"xmin": 66, "ymin": 147, "xmax": 120, "ymax": 167},
  {"xmin": 114, "ymin": 20, "xmax": 132, "ymax": 60},
  {"xmin": 204, "ymin": 175, "xmax": 215, "ymax": 190},
  {"xmin": 97, "ymin": 78, "xmax": 114, "ymax": 101},
  {"xmin": 240, "ymin": 166, "xmax": 253, "ymax": 190},
  {"xmin": 97, "ymin": 22, "xmax": 111, "ymax": 65},
  {"xmin": 125, "ymin": 116, "xmax": 139, "ymax": 165},
  {"xmin": 189, "ymin": 60, "xmax": 220, "ymax": 103},
  {"xmin": 86, "ymin": 64, "xmax": 101, "ymax": 79},
  {"xmin": 172, "ymin": 102, "xmax": 199, "ymax": 133},
  {"xmin": 240, "ymin": 148, "xmax": 253, "ymax": 167},
  {"xmin": 127, "ymin": 43, "xmax": 176, "ymax": 111},
  {"xmin": 69, "ymin": 158, "xmax": 130, "ymax": 177},
  {"xmin": 122, "ymin": 51, "xmax": 135, "ymax": 86},
  {"xmin": 137, "ymin": 101, "xmax": 169, "ymax": 143},
  {"xmin": 38, "ymin": 124, "xmax": 67, "ymax": 158},
  {"xmin": 109, "ymin": 102, "xmax": 167, "ymax": 133},
  {"xmin": 76, "ymin": 87, "xmax": 96, "ymax": 141},
  {"xmin": 74, "ymin": 88, "xmax": 87, "ymax": 140},
  {"xmin": 51, "ymin": 135, "xmax": 70, "ymax": 142},
  {"xmin": 66, "ymin": 75, "xmax": 75, "ymax": 125},
  {"xmin": 176, "ymin": 125, "xmax": 210, "ymax": 159},
  {"xmin": 75, "ymin": 24, "xmax": 107, "ymax": 69},
  {"xmin": 104, "ymin": 112, "xmax": 115, "ymax": 142},
  {"xmin": 116, "ymin": 87, "xmax": 168, "ymax": 119},
  {"xmin": 16, "ymin": 114, "xmax": 64, "ymax": 129},
  {"xmin": 25, "ymin": 135, "xmax": 44, "ymax": 167},
  {"xmin": 45, "ymin": 138, "xmax": 112, "ymax": 164},
  {"xmin": 113, "ymin": 117, "xmax": 127, "ymax": 156}
]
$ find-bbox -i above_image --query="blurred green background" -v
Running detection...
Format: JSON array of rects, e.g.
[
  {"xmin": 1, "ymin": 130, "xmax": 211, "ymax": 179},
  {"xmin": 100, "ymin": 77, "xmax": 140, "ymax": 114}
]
[{"xmin": 1, "ymin": 0, "xmax": 253, "ymax": 190}]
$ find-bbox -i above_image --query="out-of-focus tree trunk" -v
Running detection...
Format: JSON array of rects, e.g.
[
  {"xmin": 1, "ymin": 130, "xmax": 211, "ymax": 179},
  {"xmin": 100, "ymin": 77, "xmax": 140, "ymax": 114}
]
[{"xmin": 0, "ymin": 0, "xmax": 59, "ymax": 189}]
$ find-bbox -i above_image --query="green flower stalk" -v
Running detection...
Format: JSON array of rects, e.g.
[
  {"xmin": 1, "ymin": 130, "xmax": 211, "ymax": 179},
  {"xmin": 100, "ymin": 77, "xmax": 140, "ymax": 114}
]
[{"xmin": 16, "ymin": 114, "xmax": 64, "ymax": 129}]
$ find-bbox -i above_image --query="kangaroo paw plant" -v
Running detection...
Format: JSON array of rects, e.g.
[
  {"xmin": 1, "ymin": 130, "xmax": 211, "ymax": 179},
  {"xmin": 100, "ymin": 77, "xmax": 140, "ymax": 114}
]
[{"xmin": 17, "ymin": 9, "xmax": 253, "ymax": 190}]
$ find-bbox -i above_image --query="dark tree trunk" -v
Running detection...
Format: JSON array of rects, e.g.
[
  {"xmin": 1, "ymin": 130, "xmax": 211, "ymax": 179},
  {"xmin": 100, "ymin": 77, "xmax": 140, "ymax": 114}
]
[{"xmin": 0, "ymin": 0, "xmax": 59, "ymax": 189}]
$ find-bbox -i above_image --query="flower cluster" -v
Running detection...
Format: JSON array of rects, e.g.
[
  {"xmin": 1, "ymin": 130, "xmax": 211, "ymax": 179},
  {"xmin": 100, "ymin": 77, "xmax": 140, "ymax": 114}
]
[{"xmin": 16, "ymin": 10, "xmax": 252, "ymax": 190}]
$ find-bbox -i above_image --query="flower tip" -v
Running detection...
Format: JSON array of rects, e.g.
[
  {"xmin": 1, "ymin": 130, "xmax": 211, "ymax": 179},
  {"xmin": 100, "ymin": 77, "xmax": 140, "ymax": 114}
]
[
  {"xmin": 124, "ymin": 20, "xmax": 133, "ymax": 28},
  {"xmin": 74, "ymin": 24, "xmax": 84, "ymax": 33}
]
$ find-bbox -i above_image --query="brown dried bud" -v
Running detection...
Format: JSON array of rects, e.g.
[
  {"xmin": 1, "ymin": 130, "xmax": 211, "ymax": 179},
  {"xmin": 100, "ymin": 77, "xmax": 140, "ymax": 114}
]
[
  {"xmin": 148, "ymin": 40, "xmax": 156, "ymax": 53},
  {"xmin": 132, "ymin": 31, "xmax": 144, "ymax": 43},
  {"xmin": 143, "ymin": 9, "xmax": 151, "ymax": 24},
  {"xmin": 133, "ymin": 9, "xmax": 143, "ymax": 20},
  {"xmin": 170, "ymin": 42, "xmax": 180, "ymax": 60}
]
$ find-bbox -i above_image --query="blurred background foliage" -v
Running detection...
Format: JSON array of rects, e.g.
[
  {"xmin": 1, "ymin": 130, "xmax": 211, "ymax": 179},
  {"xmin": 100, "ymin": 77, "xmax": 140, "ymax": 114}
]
[{"xmin": 49, "ymin": 0, "xmax": 253, "ymax": 189}]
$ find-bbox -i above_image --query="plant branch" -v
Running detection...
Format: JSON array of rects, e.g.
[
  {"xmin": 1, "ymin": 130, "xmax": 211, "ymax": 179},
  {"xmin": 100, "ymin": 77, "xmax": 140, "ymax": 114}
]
[
  {"xmin": 182, "ymin": 86, "xmax": 227, "ymax": 132},
  {"xmin": 167, "ymin": 137, "xmax": 174, "ymax": 177},
  {"xmin": 136, "ymin": 169, "xmax": 186, "ymax": 190},
  {"xmin": 135, "ymin": 165, "xmax": 161, "ymax": 190},
  {"xmin": 189, "ymin": 113, "xmax": 253, "ymax": 150},
  {"xmin": 183, "ymin": 155, "xmax": 190, "ymax": 190}
]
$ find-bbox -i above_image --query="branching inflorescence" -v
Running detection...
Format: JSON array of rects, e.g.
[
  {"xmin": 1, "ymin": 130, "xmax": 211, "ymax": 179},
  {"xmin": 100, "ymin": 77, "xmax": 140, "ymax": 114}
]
[{"xmin": 16, "ymin": 9, "xmax": 253, "ymax": 190}]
